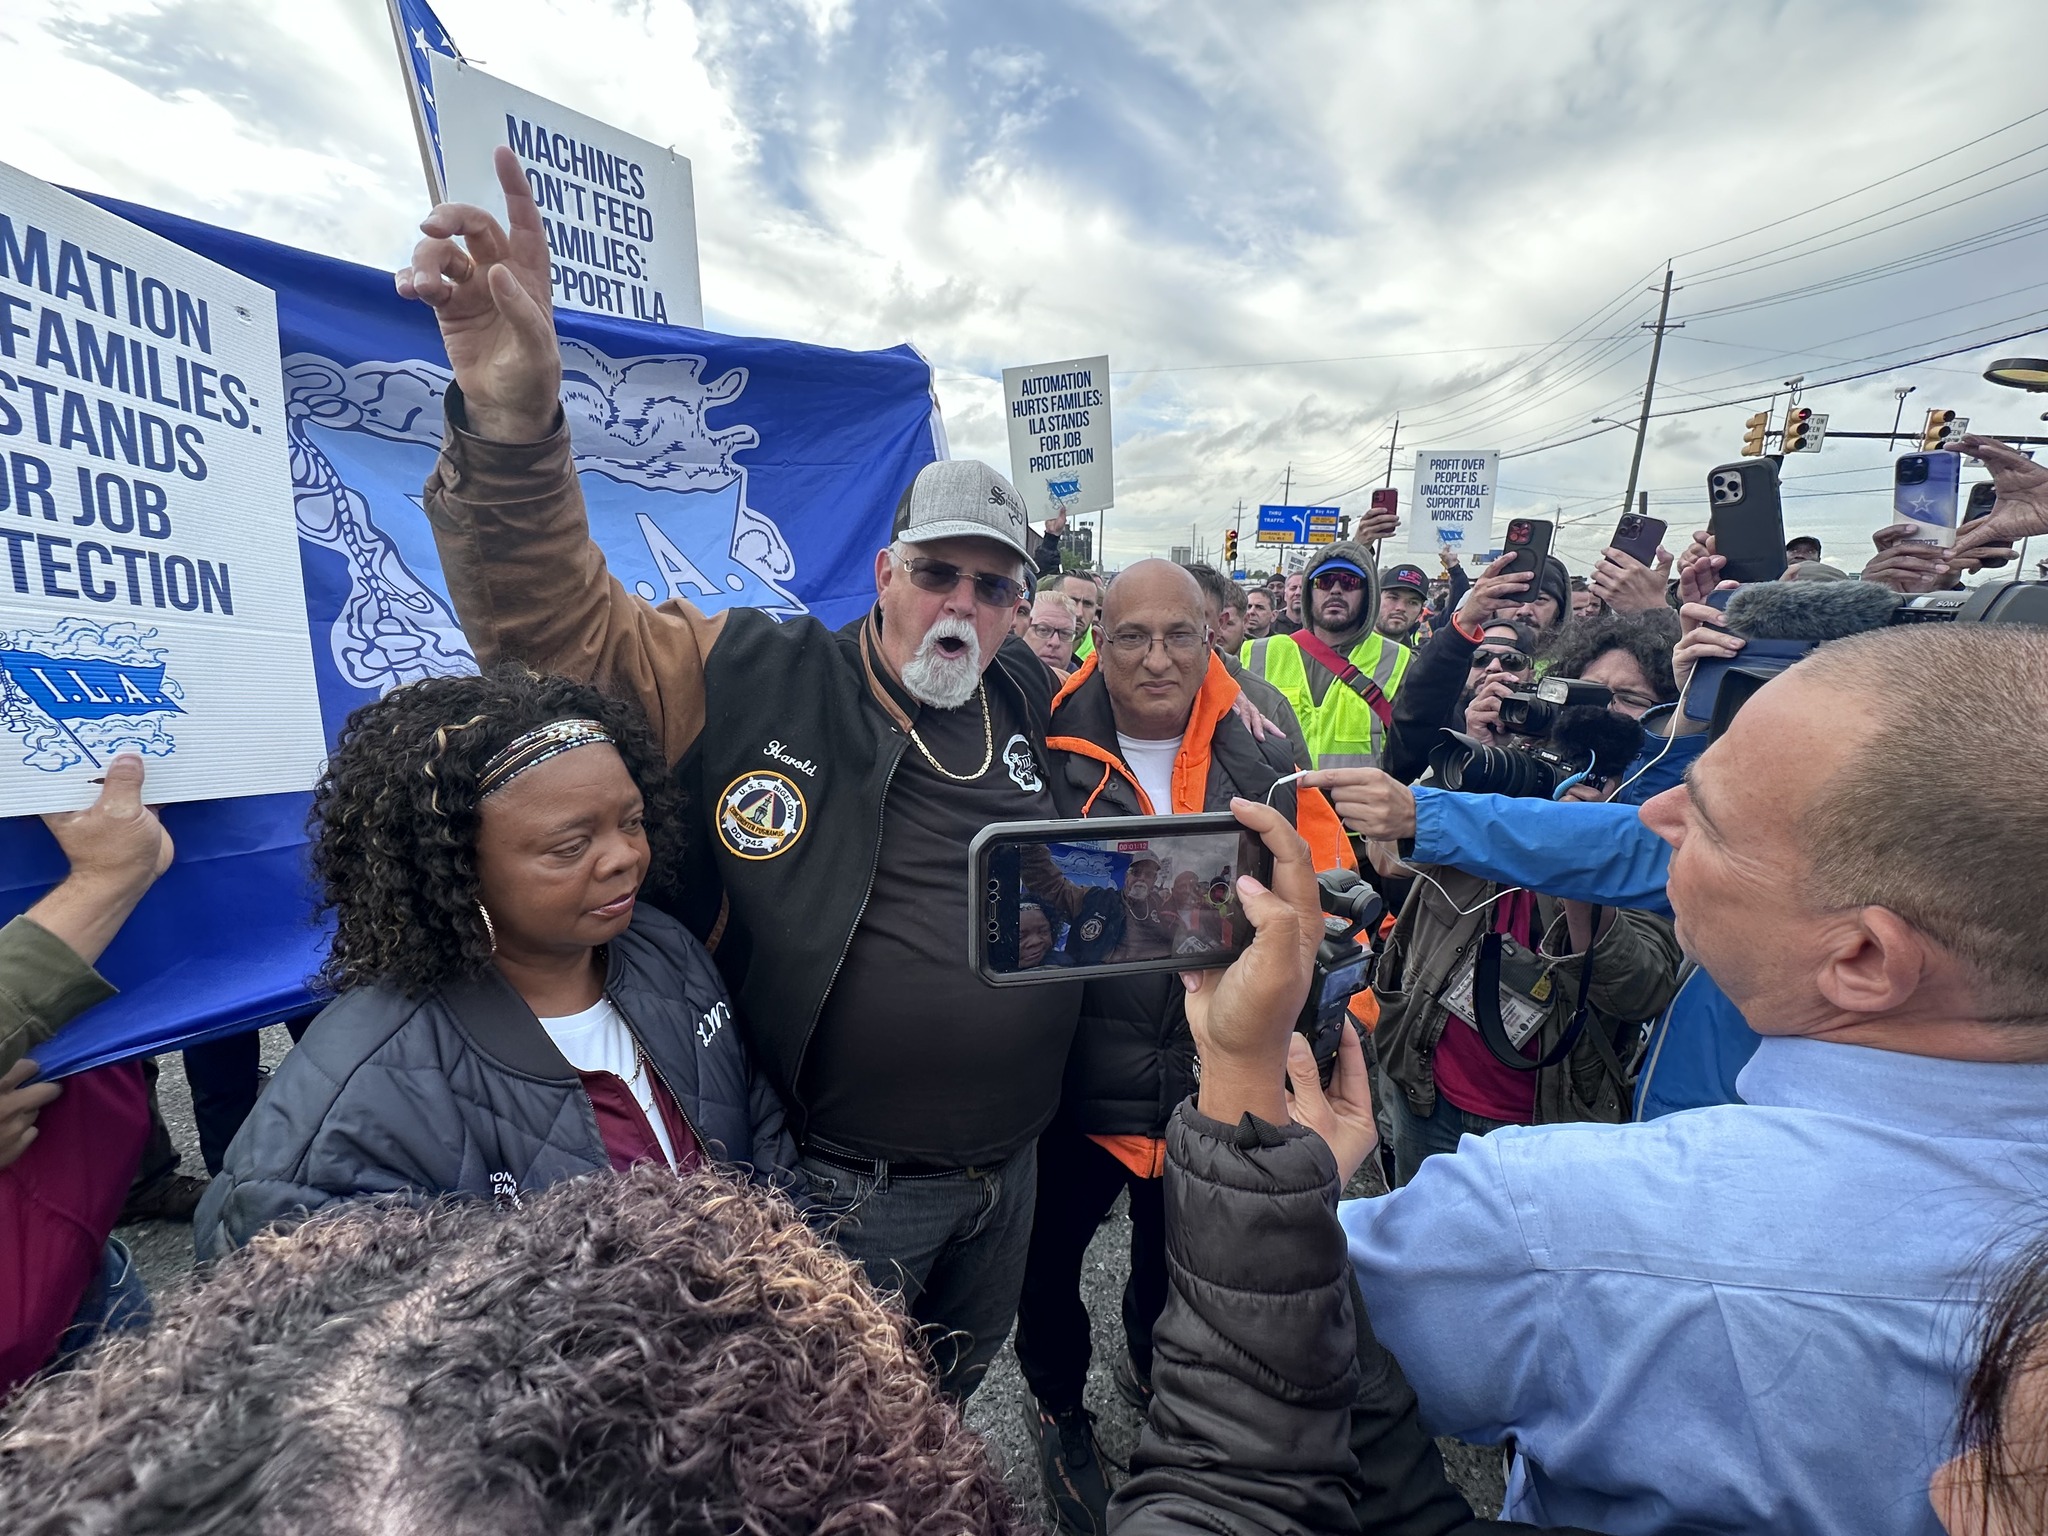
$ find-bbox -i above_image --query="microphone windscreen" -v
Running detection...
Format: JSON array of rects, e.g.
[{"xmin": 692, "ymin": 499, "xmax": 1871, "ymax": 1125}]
[
  {"xmin": 1721, "ymin": 580, "xmax": 1902, "ymax": 642},
  {"xmin": 1552, "ymin": 705, "xmax": 1648, "ymax": 778}
]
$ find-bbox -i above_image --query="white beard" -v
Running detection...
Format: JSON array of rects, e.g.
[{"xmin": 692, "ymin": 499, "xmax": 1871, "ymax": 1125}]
[{"xmin": 900, "ymin": 616, "xmax": 984, "ymax": 708}]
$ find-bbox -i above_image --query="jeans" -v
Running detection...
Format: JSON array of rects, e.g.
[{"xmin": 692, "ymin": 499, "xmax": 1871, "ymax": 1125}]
[
  {"xmin": 1385, "ymin": 1084, "xmax": 1511, "ymax": 1186},
  {"xmin": 798, "ymin": 1141, "xmax": 1037, "ymax": 1402},
  {"xmin": 1013, "ymin": 1122, "xmax": 1166, "ymax": 1413},
  {"xmin": 52, "ymin": 1238, "xmax": 152, "ymax": 1369}
]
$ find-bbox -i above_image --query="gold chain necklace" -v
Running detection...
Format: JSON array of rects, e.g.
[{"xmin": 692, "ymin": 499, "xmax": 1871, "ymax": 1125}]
[{"xmin": 907, "ymin": 683, "xmax": 993, "ymax": 782}]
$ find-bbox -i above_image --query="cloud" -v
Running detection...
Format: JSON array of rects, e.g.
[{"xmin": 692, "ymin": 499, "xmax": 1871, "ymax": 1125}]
[{"xmin": 14, "ymin": 0, "xmax": 2048, "ymax": 572}]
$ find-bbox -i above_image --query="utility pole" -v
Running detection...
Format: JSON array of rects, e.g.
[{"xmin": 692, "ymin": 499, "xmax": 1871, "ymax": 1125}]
[
  {"xmin": 1620, "ymin": 265, "xmax": 1679, "ymax": 520},
  {"xmin": 1281, "ymin": 464, "xmax": 1292, "ymax": 506},
  {"xmin": 1384, "ymin": 416, "xmax": 1400, "ymax": 488}
]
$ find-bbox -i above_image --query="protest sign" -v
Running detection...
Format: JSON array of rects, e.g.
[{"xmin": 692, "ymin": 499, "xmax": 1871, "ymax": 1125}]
[
  {"xmin": 431, "ymin": 55, "xmax": 703, "ymax": 329},
  {"xmin": 1411, "ymin": 450, "xmax": 1498, "ymax": 557},
  {"xmin": 1002, "ymin": 354, "xmax": 1113, "ymax": 522},
  {"xmin": 0, "ymin": 189, "xmax": 941, "ymax": 1078},
  {"xmin": 0, "ymin": 162, "xmax": 324, "ymax": 817}
]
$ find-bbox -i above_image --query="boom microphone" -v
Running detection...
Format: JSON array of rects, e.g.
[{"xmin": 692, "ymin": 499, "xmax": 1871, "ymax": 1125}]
[{"xmin": 1685, "ymin": 581, "xmax": 1904, "ymax": 725}]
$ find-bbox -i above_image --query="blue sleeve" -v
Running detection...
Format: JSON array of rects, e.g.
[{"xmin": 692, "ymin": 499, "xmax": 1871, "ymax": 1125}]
[
  {"xmin": 1340, "ymin": 1139, "xmax": 1557, "ymax": 1444},
  {"xmin": 1409, "ymin": 787, "xmax": 1673, "ymax": 915}
]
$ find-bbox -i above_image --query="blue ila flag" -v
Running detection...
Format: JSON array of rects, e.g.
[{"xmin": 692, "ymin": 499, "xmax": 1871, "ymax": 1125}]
[{"xmin": 1, "ymin": 193, "xmax": 943, "ymax": 1078}]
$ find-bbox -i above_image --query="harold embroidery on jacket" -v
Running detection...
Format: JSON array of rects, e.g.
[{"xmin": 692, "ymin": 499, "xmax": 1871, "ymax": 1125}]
[
  {"xmin": 762, "ymin": 740, "xmax": 818, "ymax": 777},
  {"xmin": 697, "ymin": 1000, "xmax": 731, "ymax": 1048}
]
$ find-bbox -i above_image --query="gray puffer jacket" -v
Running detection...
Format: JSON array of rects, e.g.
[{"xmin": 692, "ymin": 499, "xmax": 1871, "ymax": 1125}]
[
  {"xmin": 194, "ymin": 904, "xmax": 797, "ymax": 1260},
  {"xmin": 1112, "ymin": 1103, "xmax": 1596, "ymax": 1535}
]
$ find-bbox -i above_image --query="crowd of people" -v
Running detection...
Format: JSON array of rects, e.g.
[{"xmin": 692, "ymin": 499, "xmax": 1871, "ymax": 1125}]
[{"xmin": 3, "ymin": 147, "xmax": 2048, "ymax": 1536}]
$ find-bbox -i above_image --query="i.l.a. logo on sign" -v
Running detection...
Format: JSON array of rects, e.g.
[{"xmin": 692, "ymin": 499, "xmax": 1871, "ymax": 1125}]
[{"xmin": 0, "ymin": 617, "xmax": 184, "ymax": 772}]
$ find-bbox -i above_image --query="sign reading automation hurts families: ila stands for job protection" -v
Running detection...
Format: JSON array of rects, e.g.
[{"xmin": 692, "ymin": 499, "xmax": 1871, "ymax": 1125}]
[{"xmin": 0, "ymin": 160, "xmax": 324, "ymax": 816}]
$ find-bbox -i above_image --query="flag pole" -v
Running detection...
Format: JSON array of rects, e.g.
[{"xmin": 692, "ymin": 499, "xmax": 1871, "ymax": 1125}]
[{"xmin": 383, "ymin": 0, "xmax": 446, "ymax": 203}]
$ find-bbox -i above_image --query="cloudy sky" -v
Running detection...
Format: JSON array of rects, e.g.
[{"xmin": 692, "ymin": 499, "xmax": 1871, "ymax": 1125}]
[{"xmin": 8, "ymin": 0, "xmax": 2048, "ymax": 573}]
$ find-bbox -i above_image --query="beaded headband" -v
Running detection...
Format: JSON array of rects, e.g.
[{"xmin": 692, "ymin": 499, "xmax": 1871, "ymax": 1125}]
[{"xmin": 477, "ymin": 718, "xmax": 615, "ymax": 798}]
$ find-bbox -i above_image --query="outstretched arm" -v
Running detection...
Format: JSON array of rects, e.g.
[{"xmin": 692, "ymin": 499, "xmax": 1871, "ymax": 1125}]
[{"xmin": 400, "ymin": 148, "xmax": 723, "ymax": 766}]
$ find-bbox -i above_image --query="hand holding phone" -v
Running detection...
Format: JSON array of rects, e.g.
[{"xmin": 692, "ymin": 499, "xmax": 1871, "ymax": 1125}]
[
  {"xmin": 1894, "ymin": 452, "xmax": 1961, "ymax": 547},
  {"xmin": 1963, "ymin": 481, "xmax": 2010, "ymax": 568},
  {"xmin": 1609, "ymin": 511, "xmax": 1668, "ymax": 566},
  {"xmin": 1706, "ymin": 460, "xmax": 1787, "ymax": 584}
]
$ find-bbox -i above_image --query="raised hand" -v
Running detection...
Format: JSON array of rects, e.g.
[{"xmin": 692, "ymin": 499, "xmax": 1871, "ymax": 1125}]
[
  {"xmin": 1454, "ymin": 552, "xmax": 1533, "ymax": 630},
  {"xmin": 1354, "ymin": 503, "xmax": 1400, "ymax": 545},
  {"xmin": 1861, "ymin": 523, "xmax": 1956, "ymax": 595},
  {"xmin": 1180, "ymin": 799, "xmax": 1322, "ymax": 1127},
  {"xmin": 1676, "ymin": 528, "xmax": 1724, "ymax": 606},
  {"xmin": 1953, "ymin": 436, "xmax": 2048, "ymax": 543},
  {"xmin": 394, "ymin": 146, "xmax": 561, "ymax": 442},
  {"xmin": 1284, "ymin": 1026, "xmax": 1377, "ymax": 1185},
  {"xmin": 1591, "ymin": 545, "xmax": 1676, "ymax": 615}
]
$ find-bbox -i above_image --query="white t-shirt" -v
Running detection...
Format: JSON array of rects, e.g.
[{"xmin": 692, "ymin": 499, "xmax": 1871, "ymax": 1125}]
[
  {"xmin": 539, "ymin": 997, "xmax": 679, "ymax": 1168},
  {"xmin": 1116, "ymin": 732, "xmax": 1184, "ymax": 815}
]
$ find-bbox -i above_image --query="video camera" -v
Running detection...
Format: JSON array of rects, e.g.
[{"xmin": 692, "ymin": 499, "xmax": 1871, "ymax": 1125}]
[
  {"xmin": 1297, "ymin": 869, "xmax": 1384, "ymax": 1081},
  {"xmin": 1429, "ymin": 678, "xmax": 1645, "ymax": 801},
  {"xmin": 1691, "ymin": 578, "xmax": 2048, "ymax": 738}
]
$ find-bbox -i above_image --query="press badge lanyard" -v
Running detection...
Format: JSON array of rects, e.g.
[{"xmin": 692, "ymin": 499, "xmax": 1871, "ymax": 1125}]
[{"xmin": 1471, "ymin": 903, "xmax": 1601, "ymax": 1073}]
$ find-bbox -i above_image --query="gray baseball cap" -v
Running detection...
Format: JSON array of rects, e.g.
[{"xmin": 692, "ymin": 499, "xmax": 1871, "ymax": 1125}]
[{"xmin": 892, "ymin": 460, "xmax": 1033, "ymax": 564}]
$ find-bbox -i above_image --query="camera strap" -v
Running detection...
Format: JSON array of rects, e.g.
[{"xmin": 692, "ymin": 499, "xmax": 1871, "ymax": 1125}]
[
  {"xmin": 1471, "ymin": 911, "xmax": 1600, "ymax": 1072},
  {"xmin": 1292, "ymin": 631, "xmax": 1394, "ymax": 728}
]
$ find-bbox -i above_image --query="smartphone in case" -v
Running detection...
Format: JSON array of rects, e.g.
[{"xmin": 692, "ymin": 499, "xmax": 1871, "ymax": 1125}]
[
  {"xmin": 970, "ymin": 813, "xmax": 1274, "ymax": 986},
  {"xmin": 1963, "ymin": 480, "xmax": 2008, "ymax": 568},
  {"xmin": 1610, "ymin": 511, "xmax": 1668, "ymax": 566},
  {"xmin": 1894, "ymin": 452, "xmax": 1961, "ymax": 547},
  {"xmin": 1706, "ymin": 459, "xmax": 1787, "ymax": 584},
  {"xmin": 1501, "ymin": 517, "xmax": 1555, "ymax": 580}
]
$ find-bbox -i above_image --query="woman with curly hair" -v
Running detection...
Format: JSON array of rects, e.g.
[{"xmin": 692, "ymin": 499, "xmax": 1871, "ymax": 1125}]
[{"xmin": 194, "ymin": 666, "xmax": 797, "ymax": 1257}]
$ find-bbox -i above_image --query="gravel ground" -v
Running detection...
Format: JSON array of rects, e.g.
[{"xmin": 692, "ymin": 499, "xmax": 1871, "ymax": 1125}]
[{"xmin": 123, "ymin": 1035, "xmax": 1504, "ymax": 1527}]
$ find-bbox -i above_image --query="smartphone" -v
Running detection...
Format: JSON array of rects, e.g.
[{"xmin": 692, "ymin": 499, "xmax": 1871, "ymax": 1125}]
[
  {"xmin": 1963, "ymin": 481, "xmax": 2008, "ymax": 568},
  {"xmin": 1501, "ymin": 517, "xmax": 1555, "ymax": 580},
  {"xmin": 1894, "ymin": 452, "xmax": 1961, "ymax": 547},
  {"xmin": 1610, "ymin": 511, "xmax": 1667, "ymax": 566},
  {"xmin": 1706, "ymin": 459, "xmax": 1787, "ymax": 584},
  {"xmin": 970, "ymin": 813, "xmax": 1274, "ymax": 985}
]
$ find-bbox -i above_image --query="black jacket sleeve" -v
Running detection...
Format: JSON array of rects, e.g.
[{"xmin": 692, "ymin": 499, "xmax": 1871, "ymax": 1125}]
[
  {"xmin": 1110, "ymin": 1103, "xmax": 1593, "ymax": 1536},
  {"xmin": 1384, "ymin": 621, "xmax": 1482, "ymax": 785},
  {"xmin": 1035, "ymin": 527, "xmax": 1063, "ymax": 577}
]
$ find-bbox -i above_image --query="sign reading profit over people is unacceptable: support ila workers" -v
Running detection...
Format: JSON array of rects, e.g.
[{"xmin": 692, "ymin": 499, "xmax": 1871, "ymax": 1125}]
[
  {"xmin": 1002, "ymin": 354, "xmax": 1113, "ymax": 523},
  {"xmin": 432, "ymin": 55, "xmax": 704, "ymax": 329},
  {"xmin": 0, "ymin": 161, "xmax": 324, "ymax": 817},
  {"xmin": 1411, "ymin": 449, "xmax": 1499, "ymax": 557}
]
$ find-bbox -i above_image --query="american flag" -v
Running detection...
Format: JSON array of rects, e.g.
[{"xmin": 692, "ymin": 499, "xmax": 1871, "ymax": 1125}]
[{"xmin": 387, "ymin": 0, "xmax": 464, "ymax": 196}]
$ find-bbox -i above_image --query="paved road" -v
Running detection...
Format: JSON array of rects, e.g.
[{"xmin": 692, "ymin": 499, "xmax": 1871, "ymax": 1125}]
[{"xmin": 125, "ymin": 1036, "xmax": 1504, "ymax": 1526}]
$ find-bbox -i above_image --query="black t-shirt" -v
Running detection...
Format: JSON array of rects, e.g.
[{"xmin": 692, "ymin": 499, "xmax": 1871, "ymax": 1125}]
[{"xmin": 799, "ymin": 673, "xmax": 1082, "ymax": 1165}]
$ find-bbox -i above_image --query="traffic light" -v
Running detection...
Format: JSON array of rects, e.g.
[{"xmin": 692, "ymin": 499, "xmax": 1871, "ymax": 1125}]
[
  {"xmin": 1781, "ymin": 407, "xmax": 1828, "ymax": 453},
  {"xmin": 1921, "ymin": 409, "xmax": 1967, "ymax": 450},
  {"xmin": 1742, "ymin": 411, "xmax": 1770, "ymax": 457},
  {"xmin": 1338, "ymin": 514, "xmax": 1352, "ymax": 540},
  {"xmin": 1223, "ymin": 528, "xmax": 1238, "ymax": 566}
]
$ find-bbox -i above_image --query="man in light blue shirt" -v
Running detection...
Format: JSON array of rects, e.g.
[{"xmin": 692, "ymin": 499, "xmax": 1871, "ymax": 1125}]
[{"xmin": 1311, "ymin": 623, "xmax": 2048, "ymax": 1536}]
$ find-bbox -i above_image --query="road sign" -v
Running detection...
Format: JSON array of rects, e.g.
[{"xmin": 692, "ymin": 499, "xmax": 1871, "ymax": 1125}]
[{"xmin": 1256, "ymin": 504, "xmax": 1341, "ymax": 544}]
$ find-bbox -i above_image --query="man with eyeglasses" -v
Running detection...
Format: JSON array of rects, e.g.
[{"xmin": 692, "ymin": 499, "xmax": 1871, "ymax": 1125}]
[
  {"xmin": 1023, "ymin": 592, "xmax": 1081, "ymax": 674},
  {"xmin": 1378, "ymin": 555, "xmax": 1539, "ymax": 786},
  {"xmin": 1015, "ymin": 558, "xmax": 1353, "ymax": 1533},
  {"xmin": 1243, "ymin": 540, "xmax": 1414, "ymax": 772},
  {"xmin": 399, "ymin": 152, "xmax": 1080, "ymax": 1403}
]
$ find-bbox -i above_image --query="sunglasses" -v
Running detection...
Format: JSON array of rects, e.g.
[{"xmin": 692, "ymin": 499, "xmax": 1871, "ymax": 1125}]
[
  {"xmin": 1312, "ymin": 570, "xmax": 1365, "ymax": 592},
  {"xmin": 899, "ymin": 555, "xmax": 1022, "ymax": 610},
  {"xmin": 1471, "ymin": 647, "xmax": 1533, "ymax": 671}
]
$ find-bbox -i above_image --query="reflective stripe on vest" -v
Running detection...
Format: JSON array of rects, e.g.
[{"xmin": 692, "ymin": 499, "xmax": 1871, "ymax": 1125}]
[{"xmin": 1245, "ymin": 631, "xmax": 1412, "ymax": 768}]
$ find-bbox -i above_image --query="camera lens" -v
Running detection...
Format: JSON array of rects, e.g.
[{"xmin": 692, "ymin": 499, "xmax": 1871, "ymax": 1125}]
[
  {"xmin": 1429, "ymin": 730, "xmax": 1560, "ymax": 800},
  {"xmin": 1496, "ymin": 694, "xmax": 1557, "ymax": 735}
]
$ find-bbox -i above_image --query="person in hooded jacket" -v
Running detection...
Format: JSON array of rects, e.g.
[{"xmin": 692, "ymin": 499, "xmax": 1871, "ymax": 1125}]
[{"xmin": 195, "ymin": 666, "xmax": 797, "ymax": 1258}]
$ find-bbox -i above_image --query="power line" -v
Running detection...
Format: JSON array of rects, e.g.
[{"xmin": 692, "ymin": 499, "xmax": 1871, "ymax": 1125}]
[{"xmin": 1672, "ymin": 103, "xmax": 2048, "ymax": 261}]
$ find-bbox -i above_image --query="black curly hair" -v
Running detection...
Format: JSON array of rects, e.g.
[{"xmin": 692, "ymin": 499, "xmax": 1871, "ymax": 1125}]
[
  {"xmin": 0, "ymin": 1164, "xmax": 1025, "ymax": 1535},
  {"xmin": 1541, "ymin": 608, "xmax": 1681, "ymax": 703},
  {"xmin": 310, "ymin": 665, "xmax": 680, "ymax": 997}
]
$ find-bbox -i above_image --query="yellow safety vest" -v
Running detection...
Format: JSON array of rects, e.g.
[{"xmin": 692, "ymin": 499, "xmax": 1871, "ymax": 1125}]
[
  {"xmin": 1244, "ymin": 630, "xmax": 1413, "ymax": 769},
  {"xmin": 1074, "ymin": 628, "xmax": 1095, "ymax": 662}
]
